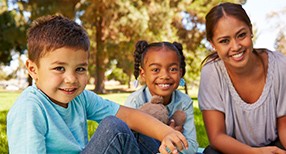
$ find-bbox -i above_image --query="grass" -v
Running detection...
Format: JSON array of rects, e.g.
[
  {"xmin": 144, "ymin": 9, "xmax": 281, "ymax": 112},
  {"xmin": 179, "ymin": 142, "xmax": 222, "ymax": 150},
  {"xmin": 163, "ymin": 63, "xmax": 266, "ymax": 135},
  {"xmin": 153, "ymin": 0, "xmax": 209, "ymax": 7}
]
[{"xmin": 0, "ymin": 87, "xmax": 208, "ymax": 153}]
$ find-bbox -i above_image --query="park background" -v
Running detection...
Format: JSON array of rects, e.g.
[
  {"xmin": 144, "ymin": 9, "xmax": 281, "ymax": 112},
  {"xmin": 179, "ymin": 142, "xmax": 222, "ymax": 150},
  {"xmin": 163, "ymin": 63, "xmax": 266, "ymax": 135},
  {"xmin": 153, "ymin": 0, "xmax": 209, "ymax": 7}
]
[{"xmin": 0, "ymin": 0, "xmax": 285, "ymax": 153}]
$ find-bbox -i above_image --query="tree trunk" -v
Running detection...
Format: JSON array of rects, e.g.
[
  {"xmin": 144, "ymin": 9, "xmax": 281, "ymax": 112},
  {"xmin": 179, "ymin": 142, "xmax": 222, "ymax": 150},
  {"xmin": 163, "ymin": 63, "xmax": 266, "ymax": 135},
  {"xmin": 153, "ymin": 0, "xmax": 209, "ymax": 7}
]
[{"xmin": 93, "ymin": 16, "xmax": 106, "ymax": 94}]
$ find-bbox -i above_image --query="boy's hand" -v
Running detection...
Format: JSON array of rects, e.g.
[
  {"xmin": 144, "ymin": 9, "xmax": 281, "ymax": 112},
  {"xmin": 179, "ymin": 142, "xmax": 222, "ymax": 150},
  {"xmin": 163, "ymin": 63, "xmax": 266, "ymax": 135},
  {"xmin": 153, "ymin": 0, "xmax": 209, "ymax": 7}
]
[
  {"xmin": 169, "ymin": 119, "xmax": 184, "ymax": 133},
  {"xmin": 159, "ymin": 130, "xmax": 188, "ymax": 154}
]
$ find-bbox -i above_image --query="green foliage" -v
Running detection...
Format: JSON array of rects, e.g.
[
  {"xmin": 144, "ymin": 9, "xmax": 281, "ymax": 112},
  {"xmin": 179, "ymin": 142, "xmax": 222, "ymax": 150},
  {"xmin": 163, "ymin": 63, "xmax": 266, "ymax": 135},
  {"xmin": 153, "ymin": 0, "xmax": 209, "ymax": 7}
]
[
  {"xmin": 0, "ymin": 110, "xmax": 8, "ymax": 153},
  {"xmin": 0, "ymin": 10, "xmax": 27, "ymax": 65}
]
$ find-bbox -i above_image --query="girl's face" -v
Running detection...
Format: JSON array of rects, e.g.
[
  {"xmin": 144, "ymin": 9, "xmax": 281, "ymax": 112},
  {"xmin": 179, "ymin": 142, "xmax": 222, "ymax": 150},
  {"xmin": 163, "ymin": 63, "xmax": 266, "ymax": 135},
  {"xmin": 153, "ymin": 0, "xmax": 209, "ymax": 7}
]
[
  {"xmin": 26, "ymin": 47, "xmax": 89, "ymax": 108},
  {"xmin": 140, "ymin": 48, "xmax": 182, "ymax": 104},
  {"xmin": 210, "ymin": 15, "xmax": 253, "ymax": 70}
]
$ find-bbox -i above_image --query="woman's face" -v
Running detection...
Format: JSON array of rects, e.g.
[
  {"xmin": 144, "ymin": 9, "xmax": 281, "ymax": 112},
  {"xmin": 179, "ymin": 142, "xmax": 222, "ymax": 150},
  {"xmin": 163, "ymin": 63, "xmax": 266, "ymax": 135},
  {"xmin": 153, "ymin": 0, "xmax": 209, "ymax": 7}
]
[{"xmin": 210, "ymin": 15, "xmax": 253, "ymax": 70}]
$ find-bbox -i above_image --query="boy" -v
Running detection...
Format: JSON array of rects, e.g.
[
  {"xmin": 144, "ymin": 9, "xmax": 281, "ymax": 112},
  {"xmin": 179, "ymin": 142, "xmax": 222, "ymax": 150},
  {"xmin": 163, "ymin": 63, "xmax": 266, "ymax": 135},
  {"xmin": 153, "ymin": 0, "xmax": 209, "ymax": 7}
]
[{"xmin": 7, "ymin": 15, "xmax": 188, "ymax": 154}]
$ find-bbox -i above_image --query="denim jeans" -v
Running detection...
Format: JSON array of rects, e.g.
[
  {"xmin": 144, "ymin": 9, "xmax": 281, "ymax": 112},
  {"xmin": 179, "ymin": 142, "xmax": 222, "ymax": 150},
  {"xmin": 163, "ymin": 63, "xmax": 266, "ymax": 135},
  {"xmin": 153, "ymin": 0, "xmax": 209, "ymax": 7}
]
[
  {"xmin": 134, "ymin": 133, "xmax": 161, "ymax": 154},
  {"xmin": 81, "ymin": 116, "xmax": 140, "ymax": 154},
  {"xmin": 81, "ymin": 116, "xmax": 161, "ymax": 154}
]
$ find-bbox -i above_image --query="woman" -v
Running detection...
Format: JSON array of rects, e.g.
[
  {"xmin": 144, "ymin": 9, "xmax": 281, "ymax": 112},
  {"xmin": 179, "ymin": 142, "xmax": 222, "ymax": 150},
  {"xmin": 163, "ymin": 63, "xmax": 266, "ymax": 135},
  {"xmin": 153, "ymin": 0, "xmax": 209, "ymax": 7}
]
[{"xmin": 198, "ymin": 2, "xmax": 286, "ymax": 154}]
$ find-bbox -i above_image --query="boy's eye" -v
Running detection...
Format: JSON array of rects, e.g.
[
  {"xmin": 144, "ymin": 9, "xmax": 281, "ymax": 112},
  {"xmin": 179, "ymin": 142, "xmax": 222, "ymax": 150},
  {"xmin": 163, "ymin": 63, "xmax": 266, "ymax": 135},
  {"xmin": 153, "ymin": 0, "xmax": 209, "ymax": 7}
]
[
  {"xmin": 76, "ymin": 67, "xmax": 87, "ymax": 72},
  {"xmin": 54, "ymin": 67, "xmax": 65, "ymax": 71}
]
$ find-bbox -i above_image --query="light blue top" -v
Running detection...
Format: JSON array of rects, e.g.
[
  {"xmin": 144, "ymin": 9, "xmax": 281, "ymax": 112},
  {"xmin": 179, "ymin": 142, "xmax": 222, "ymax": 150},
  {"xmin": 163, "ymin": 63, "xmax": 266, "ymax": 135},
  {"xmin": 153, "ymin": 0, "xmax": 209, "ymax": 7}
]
[
  {"xmin": 7, "ymin": 85, "xmax": 120, "ymax": 154},
  {"xmin": 198, "ymin": 50, "xmax": 286, "ymax": 146},
  {"xmin": 124, "ymin": 85, "xmax": 198, "ymax": 154}
]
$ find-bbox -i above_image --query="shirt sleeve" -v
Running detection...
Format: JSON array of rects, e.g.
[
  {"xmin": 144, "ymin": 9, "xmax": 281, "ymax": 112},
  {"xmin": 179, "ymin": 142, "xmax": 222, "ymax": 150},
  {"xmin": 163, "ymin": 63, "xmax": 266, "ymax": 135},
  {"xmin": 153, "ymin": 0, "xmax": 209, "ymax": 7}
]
[
  {"xmin": 275, "ymin": 52, "xmax": 286, "ymax": 117},
  {"xmin": 181, "ymin": 100, "xmax": 198, "ymax": 154},
  {"xmin": 7, "ymin": 96, "xmax": 47, "ymax": 154},
  {"xmin": 83, "ymin": 90, "xmax": 120, "ymax": 123},
  {"xmin": 198, "ymin": 62, "xmax": 225, "ymax": 112}
]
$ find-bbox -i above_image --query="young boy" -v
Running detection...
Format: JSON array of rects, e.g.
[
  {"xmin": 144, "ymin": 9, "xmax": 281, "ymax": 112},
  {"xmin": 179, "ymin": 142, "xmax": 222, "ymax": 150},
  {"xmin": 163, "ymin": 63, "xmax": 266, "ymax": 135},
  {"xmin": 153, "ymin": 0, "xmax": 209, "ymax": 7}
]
[{"xmin": 7, "ymin": 15, "xmax": 188, "ymax": 154}]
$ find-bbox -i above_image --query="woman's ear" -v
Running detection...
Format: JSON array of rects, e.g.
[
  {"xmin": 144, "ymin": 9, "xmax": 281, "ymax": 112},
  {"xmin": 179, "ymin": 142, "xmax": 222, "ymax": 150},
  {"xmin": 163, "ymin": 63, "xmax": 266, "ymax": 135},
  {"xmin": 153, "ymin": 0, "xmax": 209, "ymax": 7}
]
[
  {"xmin": 26, "ymin": 59, "xmax": 38, "ymax": 81},
  {"xmin": 210, "ymin": 41, "xmax": 216, "ymax": 51}
]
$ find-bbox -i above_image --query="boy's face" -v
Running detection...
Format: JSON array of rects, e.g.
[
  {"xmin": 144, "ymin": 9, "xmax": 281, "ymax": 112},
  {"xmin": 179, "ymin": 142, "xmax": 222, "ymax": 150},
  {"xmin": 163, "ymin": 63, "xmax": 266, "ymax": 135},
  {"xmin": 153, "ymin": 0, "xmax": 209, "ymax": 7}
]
[{"xmin": 26, "ymin": 47, "xmax": 89, "ymax": 108}]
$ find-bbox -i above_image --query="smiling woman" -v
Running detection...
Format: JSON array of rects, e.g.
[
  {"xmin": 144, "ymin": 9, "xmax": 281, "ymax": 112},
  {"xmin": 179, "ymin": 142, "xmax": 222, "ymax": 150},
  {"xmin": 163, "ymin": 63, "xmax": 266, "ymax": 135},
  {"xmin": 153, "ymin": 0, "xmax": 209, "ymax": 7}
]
[{"xmin": 198, "ymin": 2, "xmax": 286, "ymax": 154}]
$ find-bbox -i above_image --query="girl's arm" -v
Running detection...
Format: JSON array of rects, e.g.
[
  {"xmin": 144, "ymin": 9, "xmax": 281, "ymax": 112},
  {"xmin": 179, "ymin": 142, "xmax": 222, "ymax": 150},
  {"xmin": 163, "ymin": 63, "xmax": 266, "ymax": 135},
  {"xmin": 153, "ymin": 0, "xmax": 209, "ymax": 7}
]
[
  {"xmin": 203, "ymin": 110, "xmax": 286, "ymax": 154},
  {"xmin": 278, "ymin": 116, "xmax": 286, "ymax": 148},
  {"xmin": 116, "ymin": 105, "xmax": 188, "ymax": 154}
]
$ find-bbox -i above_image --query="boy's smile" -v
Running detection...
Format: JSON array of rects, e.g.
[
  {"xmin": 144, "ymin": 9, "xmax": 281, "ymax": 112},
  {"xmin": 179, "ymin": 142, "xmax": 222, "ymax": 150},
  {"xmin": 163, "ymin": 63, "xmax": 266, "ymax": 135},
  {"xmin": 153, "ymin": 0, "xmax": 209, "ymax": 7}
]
[{"xmin": 26, "ymin": 47, "xmax": 89, "ymax": 108}]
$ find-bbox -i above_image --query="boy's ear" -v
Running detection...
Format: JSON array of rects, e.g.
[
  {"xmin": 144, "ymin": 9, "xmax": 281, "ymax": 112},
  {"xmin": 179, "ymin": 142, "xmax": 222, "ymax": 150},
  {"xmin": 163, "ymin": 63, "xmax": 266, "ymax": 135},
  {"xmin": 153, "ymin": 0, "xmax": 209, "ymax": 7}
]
[
  {"xmin": 139, "ymin": 67, "xmax": 145, "ymax": 82},
  {"xmin": 26, "ymin": 59, "xmax": 38, "ymax": 81}
]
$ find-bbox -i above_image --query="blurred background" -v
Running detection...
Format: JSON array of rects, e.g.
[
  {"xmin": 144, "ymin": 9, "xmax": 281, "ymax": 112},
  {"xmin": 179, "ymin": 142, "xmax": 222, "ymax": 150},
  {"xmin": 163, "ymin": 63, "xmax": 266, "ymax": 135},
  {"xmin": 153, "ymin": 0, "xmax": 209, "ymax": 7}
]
[{"xmin": 0, "ymin": 0, "xmax": 285, "ymax": 93}]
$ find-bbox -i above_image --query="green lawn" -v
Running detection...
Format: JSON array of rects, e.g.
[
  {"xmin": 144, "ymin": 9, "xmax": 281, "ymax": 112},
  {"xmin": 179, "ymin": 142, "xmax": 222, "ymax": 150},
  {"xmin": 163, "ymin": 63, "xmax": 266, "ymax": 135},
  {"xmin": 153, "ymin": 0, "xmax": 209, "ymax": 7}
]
[{"xmin": 0, "ymin": 89, "xmax": 208, "ymax": 153}]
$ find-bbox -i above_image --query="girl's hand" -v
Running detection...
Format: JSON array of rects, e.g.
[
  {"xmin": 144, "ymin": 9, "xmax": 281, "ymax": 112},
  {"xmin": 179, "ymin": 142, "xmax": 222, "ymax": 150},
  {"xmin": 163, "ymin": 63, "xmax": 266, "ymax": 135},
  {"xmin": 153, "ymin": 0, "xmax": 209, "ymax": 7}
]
[
  {"xmin": 169, "ymin": 119, "xmax": 184, "ymax": 133},
  {"xmin": 252, "ymin": 146, "xmax": 286, "ymax": 154},
  {"xmin": 159, "ymin": 130, "xmax": 188, "ymax": 154}
]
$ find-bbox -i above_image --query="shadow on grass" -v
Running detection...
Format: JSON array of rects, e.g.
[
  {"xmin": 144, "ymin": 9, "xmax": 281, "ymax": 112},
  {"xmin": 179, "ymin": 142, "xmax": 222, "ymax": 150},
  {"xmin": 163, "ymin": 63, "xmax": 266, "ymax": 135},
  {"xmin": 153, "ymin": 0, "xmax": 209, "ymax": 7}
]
[{"xmin": 0, "ymin": 110, "xmax": 8, "ymax": 154}]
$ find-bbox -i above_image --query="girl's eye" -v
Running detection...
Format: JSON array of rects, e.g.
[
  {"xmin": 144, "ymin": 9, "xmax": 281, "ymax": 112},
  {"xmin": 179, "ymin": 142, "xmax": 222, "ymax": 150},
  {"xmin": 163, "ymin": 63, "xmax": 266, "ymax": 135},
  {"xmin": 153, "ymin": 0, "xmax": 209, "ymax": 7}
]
[
  {"xmin": 76, "ymin": 67, "xmax": 87, "ymax": 72},
  {"xmin": 54, "ymin": 67, "xmax": 65, "ymax": 71},
  {"xmin": 170, "ymin": 67, "xmax": 179, "ymax": 72},
  {"xmin": 151, "ymin": 68, "xmax": 159, "ymax": 72}
]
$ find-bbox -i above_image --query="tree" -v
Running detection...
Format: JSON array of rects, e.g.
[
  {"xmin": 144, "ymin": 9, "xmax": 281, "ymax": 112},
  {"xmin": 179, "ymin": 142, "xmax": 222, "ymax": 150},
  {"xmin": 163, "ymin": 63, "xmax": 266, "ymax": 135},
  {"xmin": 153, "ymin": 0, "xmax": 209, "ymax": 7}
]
[
  {"xmin": 275, "ymin": 31, "xmax": 286, "ymax": 55},
  {"xmin": 0, "ymin": 1, "xmax": 27, "ymax": 66},
  {"xmin": 267, "ymin": 6, "xmax": 286, "ymax": 54},
  {"xmin": 78, "ymin": 0, "xmax": 184, "ymax": 93}
]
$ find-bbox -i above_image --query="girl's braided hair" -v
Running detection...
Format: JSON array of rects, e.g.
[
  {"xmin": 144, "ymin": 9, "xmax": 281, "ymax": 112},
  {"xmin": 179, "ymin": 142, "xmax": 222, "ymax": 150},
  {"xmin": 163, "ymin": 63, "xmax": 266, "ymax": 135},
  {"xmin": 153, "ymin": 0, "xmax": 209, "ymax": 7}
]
[{"xmin": 133, "ymin": 40, "xmax": 186, "ymax": 80}]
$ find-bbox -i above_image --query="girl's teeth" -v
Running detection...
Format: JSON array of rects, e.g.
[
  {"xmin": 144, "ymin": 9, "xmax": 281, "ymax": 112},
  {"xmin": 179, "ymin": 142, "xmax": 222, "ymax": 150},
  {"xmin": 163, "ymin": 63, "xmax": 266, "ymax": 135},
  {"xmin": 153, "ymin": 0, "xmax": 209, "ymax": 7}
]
[{"xmin": 158, "ymin": 84, "xmax": 170, "ymax": 88}]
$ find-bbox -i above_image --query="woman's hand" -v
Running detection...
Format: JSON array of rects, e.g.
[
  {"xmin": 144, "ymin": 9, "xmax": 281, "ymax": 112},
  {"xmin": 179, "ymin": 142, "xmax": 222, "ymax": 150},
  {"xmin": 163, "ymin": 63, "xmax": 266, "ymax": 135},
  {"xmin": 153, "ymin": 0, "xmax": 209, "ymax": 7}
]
[
  {"xmin": 252, "ymin": 146, "xmax": 286, "ymax": 154},
  {"xmin": 159, "ymin": 130, "xmax": 188, "ymax": 154}
]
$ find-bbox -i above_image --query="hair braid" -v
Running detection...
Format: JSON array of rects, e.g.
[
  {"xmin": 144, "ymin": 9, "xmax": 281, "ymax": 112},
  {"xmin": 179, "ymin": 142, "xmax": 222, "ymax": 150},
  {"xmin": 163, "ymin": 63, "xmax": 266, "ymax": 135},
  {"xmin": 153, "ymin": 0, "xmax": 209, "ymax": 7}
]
[{"xmin": 133, "ymin": 40, "xmax": 148, "ymax": 80}]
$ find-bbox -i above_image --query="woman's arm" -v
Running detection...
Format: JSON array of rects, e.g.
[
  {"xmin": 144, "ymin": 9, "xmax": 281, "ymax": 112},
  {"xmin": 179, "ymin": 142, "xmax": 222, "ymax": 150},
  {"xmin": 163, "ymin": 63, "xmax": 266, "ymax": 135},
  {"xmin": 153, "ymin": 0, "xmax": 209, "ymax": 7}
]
[
  {"xmin": 116, "ymin": 105, "xmax": 188, "ymax": 154},
  {"xmin": 203, "ymin": 110, "xmax": 286, "ymax": 154},
  {"xmin": 278, "ymin": 116, "xmax": 286, "ymax": 148}
]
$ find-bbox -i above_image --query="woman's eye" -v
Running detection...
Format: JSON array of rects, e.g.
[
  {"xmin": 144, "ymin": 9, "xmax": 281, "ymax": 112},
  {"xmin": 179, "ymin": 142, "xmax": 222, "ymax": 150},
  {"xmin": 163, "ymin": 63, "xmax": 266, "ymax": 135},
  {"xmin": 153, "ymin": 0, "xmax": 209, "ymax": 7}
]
[
  {"xmin": 219, "ymin": 39, "xmax": 229, "ymax": 44},
  {"xmin": 54, "ymin": 67, "xmax": 65, "ymax": 71},
  {"xmin": 238, "ymin": 32, "xmax": 246, "ymax": 39}
]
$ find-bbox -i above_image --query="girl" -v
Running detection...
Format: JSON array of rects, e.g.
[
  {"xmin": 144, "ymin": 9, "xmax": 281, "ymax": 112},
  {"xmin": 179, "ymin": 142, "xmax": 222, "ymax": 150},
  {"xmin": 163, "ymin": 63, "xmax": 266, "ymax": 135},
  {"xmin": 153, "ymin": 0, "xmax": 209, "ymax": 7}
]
[
  {"xmin": 198, "ymin": 2, "xmax": 286, "ymax": 154},
  {"xmin": 124, "ymin": 40, "xmax": 198, "ymax": 154}
]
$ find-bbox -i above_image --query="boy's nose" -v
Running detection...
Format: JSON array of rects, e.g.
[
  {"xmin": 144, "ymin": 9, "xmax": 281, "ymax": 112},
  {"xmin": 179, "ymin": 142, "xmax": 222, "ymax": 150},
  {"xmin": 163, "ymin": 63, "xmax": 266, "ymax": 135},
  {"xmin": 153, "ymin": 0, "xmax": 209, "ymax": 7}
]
[{"xmin": 64, "ymin": 73, "xmax": 77, "ymax": 83}]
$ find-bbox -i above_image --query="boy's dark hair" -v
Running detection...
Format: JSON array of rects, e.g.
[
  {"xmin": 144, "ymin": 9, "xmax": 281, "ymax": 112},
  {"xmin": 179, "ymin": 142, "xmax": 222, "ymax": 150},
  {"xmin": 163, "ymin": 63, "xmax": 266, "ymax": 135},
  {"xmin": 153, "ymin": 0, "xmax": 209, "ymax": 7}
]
[
  {"xmin": 27, "ymin": 14, "xmax": 90, "ymax": 65},
  {"xmin": 133, "ymin": 40, "xmax": 186, "ymax": 80}
]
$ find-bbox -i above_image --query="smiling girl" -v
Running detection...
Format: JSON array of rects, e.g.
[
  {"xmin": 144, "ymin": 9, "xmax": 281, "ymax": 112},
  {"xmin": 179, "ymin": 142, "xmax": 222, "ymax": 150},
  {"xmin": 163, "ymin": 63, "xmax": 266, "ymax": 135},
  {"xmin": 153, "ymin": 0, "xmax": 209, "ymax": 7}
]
[{"xmin": 124, "ymin": 40, "xmax": 198, "ymax": 154}]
